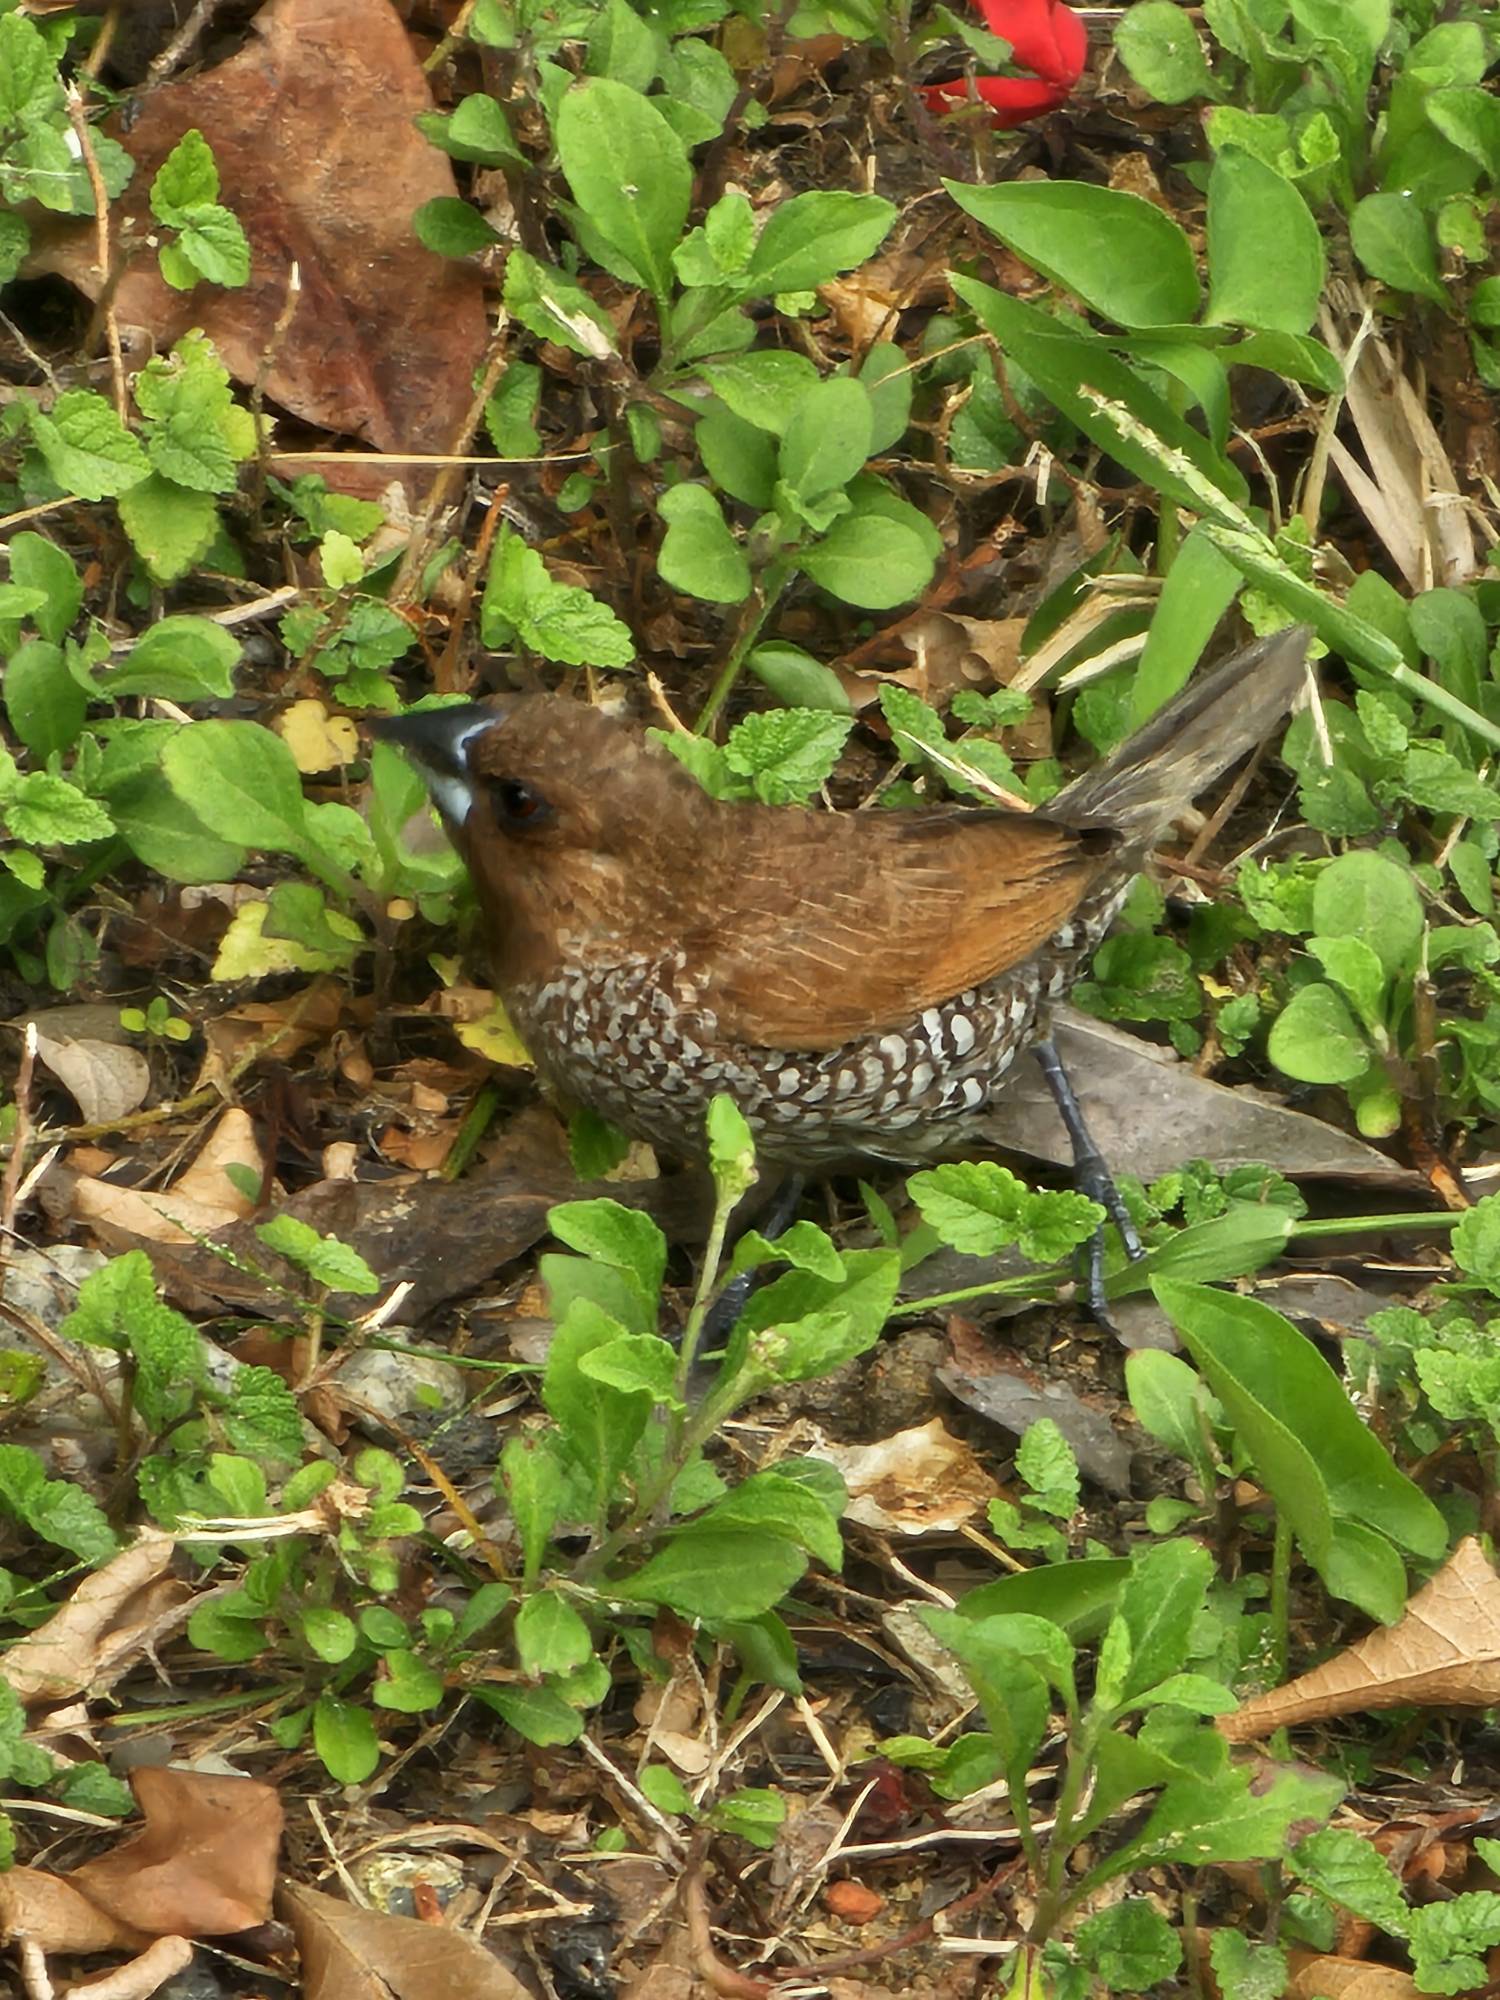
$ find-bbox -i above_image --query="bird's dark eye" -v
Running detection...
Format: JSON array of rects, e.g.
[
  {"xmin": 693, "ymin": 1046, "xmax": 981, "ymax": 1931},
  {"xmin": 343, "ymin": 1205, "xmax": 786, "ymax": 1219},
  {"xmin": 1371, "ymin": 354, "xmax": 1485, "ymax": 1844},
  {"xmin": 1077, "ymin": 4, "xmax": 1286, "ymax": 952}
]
[{"xmin": 493, "ymin": 777, "xmax": 552, "ymax": 829}]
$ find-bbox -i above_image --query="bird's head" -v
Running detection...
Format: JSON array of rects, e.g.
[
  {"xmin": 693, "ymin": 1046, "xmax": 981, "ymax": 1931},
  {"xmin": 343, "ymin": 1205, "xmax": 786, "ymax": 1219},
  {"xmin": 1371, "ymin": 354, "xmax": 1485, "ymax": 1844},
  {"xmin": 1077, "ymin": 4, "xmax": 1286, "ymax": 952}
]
[{"xmin": 371, "ymin": 694, "xmax": 714, "ymax": 967}]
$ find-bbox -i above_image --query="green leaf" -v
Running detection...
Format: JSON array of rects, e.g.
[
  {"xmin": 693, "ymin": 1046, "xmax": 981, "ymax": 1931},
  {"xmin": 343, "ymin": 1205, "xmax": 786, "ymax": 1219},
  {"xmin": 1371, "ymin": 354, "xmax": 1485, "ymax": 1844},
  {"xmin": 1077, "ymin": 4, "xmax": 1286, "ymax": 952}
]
[
  {"xmin": 499, "ymin": 1434, "xmax": 564, "ymax": 1585},
  {"xmin": 722, "ymin": 707, "xmax": 852, "ymax": 804},
  {"xmin": 150, "ymin": 128, "xmax": 218, "ymax": 221},
  {"xmin": 578, "ymin": 1332, "xmax": 680, "ymax": 1402},
  {"xmin": 102, "ymin": 615, "xmax": 240, "ymax": 702},
  {"xmin": 1131, "ymin": 529, "xmax": 1242, "ymax": 721},
  {"xmin": 1407, "ymin": 1893, "xmax": 1500, "ymax": 1997},
  {"xmin": 480, "ymin": 529, "xmax": 636, "ymax": 665},
  {"xmin": 446, "ymin": 91, "xmax": 523, "ymax": 164},
  {"xmin": 256, "ymin": 1214, "xmax": 380, "ymax": 1293},
  {"xmin": 0, "ymin": 1443, "xmax": 118, "ymax": 1562},
  {"xmin": 1114, "ymin": 0, "xmax": 1217, "ymax": 102},
  {"xmin": 28, "ymin": 390, "xmax": 148, "ymax": 501},
  {"xmin": 162, "ymin": 720, "xmax": 310, "ymax": 856},
  {"xmin": 741, "ymin": 191, "xmax": 896, "ymax": 296},
  {"xmin": 372, "ymin": 1648, "xmax": 445, "ymax": 1713},
  {"xmin": 413, "ymin": 197, "xmax": 500, "ymax": 258},
  {"xmin": 658, "ymin": 484, "xmax": 751, "ymax": 603},
  {"xmin": 952, "ymin": 280, "xmax": 1248, "ymax": 508},
  {"xmin": 1126, "ymin": 1348, "xmax": 1219, "ymax": 1493},
  {"xmin": 0, "ymin": 12, "xmax": 58, "ymax": 126},
  {"xmin": 515, "ymin": 1592, "xmax": 593, "ymax": 1676},
  {"xmin": 548, "ymin": 1198, "xmax": 666, "ymax": 1301},
  {"xmin": 1077, "ymin": 1903, "xmax": 1183, "ymax": 1991},
  {"xmin": 699, "ymin": 350, "xmax": 821, "ymax": 435},
  {"xmin": 1452, "ymin": 1195, "xmax": 1500, "ymax": 1289},
  {"xmin": 300, "ymin": 1607, "xmax": 358, "ymax": 1664},
  {"xmin": 696, "ymin": 406, "xmax": 776, "ymax": 508},
  {"xmin": 585, "ymin": 0, "xmax": 659, "ymax": 91},
  {"xmin": 2, "ymin": 773, "xmax": 112, "ymax": 847},
  {"xmin": 116, "ymin": 476, "xmax": 219, "ymax": 583},
  {"xmin": 172, "ymin": 205, "xmax": 251, "ymax": 290},
  {"xmin": 473, "ymin": 1684, "xmax": 585, "ymax": 1745},
  {"xmin": 542, "ymin": 1299, "xmax": 653, "ymax": 1505},
  {"xmin": 707, "ymin": 1093, "xmax": 757, "ymax": 1200},
  {"xmin": 1123, "ymin": 1760, "xmax": 1344, "ymax": 1869},
  {"xmin": 0, "ymin": 213, "xmax": 29, "ymax": 286},
  {"xmin": 706, "ymin": 1788, "xmax": 786, "ymax": 1848},
  {"xmin": 1230, "ymin": 328, "xmax": 1345, "ymax": 392},
  {"xmin": 860, "ymin": 342, "xmax": 913, "ymax": 453},
  {"xmin": 1154, "ymin": 1280, "xmax": 1448, "ymax": 1598},
  {"xmin": 947, "ymin": 178, "xmax": 1201, "ymax": 329},
  {"xmin": 109, "ymin": 769, "xmax": 246, "ymax": 884},
  {"xmin": 1108, "ymin": 1539, "xmax": 1215, "ymax": 1704},
  {"xmin": 1292, "ymin": 1827, "xmax": 1409, "ymax": 1935},
  {"xmin": 503, "ymin": 250, "xmax": 619, "ymax": 358},
  {"xmin": 1306, "ymin": 934, "xmax": 1387, "ymax": 1036},
  {"xmin": 554, "ymin": 79, "xmax": 691, "ymax": 297},
  {"xmin": 1350, "ymin": 191, "xmax": 1446, "ymax": 306},
  {"xmin": 8, "ymin": 531, "xmax": 82, "ymax": 643},
  {"xmin": 312, "ymin": 1694, "xmax": 380, "ymax": 1782},
  {"xmin": 1312, "ymin": 849, "xmax": 1424, "ymax": 975},
  {"xmin": 1267, "ymin": 981, "xmax": 1371, "ymax": 1085},
  {"xmin": 800, "ymin": 513, "xmax": 934, "ymax": 610},
  {"xmin": 1206, "ymin": 148, "xmax": 1326, "ymax": 335},
  {"xmin": 4, "ymin": 640, "xmax": 85, "ymax": 760},
  {"xmin": 700, "ymin": 1470, "xmax": 844, "ymax": 1570},
  {"xmin": 778, "ymin": 376, "xmax": 874, "ymax": 503},
  {"xmin": 908, "ymin": 1160, "xmax": 1101, "ymax": 1265},
  {"xmin": 609, "ymin": 1526, "xmax": 808, "ymax": 1620}
]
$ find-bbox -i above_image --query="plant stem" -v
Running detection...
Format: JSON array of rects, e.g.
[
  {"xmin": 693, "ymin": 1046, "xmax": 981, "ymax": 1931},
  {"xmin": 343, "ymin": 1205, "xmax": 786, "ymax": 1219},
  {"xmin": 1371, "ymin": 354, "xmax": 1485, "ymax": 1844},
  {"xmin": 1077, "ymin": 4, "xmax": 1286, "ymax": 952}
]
[
  {"xmin": 695, "ymin": 559, "xmax": 793, "ymax": 735},
  {"xmin": 1287, "ymin": 1211, "xmax": 1459, "ymax": 1240},
  {"xmin": 1268, "ymin": 1508, "xmax": 1292, "ymax": 1688},
  {"xmin": 895, "ymin": 1268, "xmax": 1068, "ymax": 1315}
]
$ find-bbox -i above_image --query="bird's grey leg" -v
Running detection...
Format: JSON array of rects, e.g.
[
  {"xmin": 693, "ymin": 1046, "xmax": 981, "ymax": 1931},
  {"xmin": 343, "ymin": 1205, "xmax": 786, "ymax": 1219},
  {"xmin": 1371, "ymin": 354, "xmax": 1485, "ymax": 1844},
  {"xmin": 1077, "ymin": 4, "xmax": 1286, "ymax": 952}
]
[{"xmin": 1032, "ymin": 1038, "xmax": 1145, "ymax": 1320}]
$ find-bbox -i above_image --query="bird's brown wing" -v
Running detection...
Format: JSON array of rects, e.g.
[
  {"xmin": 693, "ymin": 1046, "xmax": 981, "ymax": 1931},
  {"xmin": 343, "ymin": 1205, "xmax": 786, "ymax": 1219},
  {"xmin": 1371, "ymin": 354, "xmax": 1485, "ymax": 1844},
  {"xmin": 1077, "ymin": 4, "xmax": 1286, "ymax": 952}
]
[{"xmin": 688, "ymin": 807, "xmax": 1114, "ymax": 1050}]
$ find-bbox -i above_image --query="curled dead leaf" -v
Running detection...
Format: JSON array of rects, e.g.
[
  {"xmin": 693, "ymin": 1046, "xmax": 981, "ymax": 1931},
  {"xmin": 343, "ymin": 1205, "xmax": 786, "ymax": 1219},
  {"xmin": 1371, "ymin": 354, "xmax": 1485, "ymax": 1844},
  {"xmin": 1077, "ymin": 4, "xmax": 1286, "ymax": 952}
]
[{"xmin": 1222, "ymin": 1538, "xmax": 1500, "ymax": 1741}]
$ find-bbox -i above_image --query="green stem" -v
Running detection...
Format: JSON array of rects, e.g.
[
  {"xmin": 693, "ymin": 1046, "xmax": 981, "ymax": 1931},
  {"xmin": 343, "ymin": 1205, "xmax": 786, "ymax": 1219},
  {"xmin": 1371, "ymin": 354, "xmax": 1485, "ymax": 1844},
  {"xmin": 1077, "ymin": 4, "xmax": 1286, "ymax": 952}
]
[
  {"xmin": 674, "ymin": 1189, "xmax": 741, "ymax": 1401},
  {"xmin": 1389, "ymin": 663, "xmax": 1500, "ymax": 756},
  {"xmin": 1287, "ymin": 1211, "xmax": 1459, "ymax": 1240},
  {"xmin": 695, "ymin": 559, "xmax": 793, "ymax": 735},
  {"xmin": 895, "ymin": 1268, "xmax": 1068, "ymax": 1316}
]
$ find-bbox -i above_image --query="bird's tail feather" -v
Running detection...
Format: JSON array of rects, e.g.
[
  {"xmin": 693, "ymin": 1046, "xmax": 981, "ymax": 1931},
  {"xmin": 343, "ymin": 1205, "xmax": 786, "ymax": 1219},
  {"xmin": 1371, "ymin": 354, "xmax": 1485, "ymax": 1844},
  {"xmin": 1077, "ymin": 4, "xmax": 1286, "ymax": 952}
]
[{"xmin": 1050, "ymin": 626, "xmax": 1310, "ymax": 840}]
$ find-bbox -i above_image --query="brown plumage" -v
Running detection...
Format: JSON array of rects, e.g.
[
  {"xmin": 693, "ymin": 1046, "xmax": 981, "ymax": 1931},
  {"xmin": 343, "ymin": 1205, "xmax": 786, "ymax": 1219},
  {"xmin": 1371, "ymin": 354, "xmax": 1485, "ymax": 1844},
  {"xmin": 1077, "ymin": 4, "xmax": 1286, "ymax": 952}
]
[{"xmin": 374, "ymin": 627, "xmax": 1308, "ymax": 1171}]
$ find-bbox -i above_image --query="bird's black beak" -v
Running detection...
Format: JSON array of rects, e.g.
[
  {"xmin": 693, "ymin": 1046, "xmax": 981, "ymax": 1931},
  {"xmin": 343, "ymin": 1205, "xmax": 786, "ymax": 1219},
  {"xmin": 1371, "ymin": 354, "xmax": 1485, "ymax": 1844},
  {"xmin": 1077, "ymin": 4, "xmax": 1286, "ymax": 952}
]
[{"xmin": 369, "ymin": 702, "xmax": 501, "ymax": 826}]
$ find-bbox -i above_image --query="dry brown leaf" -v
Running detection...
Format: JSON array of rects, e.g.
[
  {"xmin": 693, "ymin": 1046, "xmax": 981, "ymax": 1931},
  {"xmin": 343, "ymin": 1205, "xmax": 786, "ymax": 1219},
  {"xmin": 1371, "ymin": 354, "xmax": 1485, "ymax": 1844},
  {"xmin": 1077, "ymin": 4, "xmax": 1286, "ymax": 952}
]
[
  {"xmin": 70, "ymin": 1768, "xmax": 282, "ymax": 1937},
  {"xmin": 1222, "ymin": 1537, "xmax": 1500, "ymax": 1741},
  {"xmin": 1318, "ymin": 307, "xmax": 1481, "ymax": 591},
  {"xmin": 198, "ymin": 978, "xmax": 348, "ymax": 1079},
  {"xmin": 3, "ymin": 1531, "xmax": 179, "ymax": 1704},
  {"xmin": 279, "ymin": 1880, "xmax": 532, "ymax": 2000},
  {"xmin": 33, "ymin": 1032, "xmax": 152, "ymax": 1125},
  {"xmin": 61, "ymin": 1932, "xmax": 195, "ymax": 1999},
  {"xmin": 0, "ymin": 1869, "xmax": 150, "ymax": 1955},
  {"xmin": 72, "ymin": 1108, "xmax": 262, "ymax": 1246},
  {"xmin": 817, "ymin": 1419, "xmax": 996, "ymax": 1535},
  {"xmin": 1286, "ymin": 1950, "xmax": 1422, "ymax": 2000},
  {"xmin": 27, "ymin": 0, "xmax": 487, "ymax": 460}
]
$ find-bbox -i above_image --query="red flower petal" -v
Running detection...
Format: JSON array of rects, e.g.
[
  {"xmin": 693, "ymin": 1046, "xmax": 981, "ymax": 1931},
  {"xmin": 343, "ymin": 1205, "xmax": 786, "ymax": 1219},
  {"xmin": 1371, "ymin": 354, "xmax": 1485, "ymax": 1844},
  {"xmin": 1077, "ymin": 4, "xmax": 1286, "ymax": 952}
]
[
  {"xmin": 924, "ymin": 73, "xmax": 1075, "ymax": 128},
  {"xmin": 976, "ymin": 0, "xmax": 1086, "ymax": 87}
]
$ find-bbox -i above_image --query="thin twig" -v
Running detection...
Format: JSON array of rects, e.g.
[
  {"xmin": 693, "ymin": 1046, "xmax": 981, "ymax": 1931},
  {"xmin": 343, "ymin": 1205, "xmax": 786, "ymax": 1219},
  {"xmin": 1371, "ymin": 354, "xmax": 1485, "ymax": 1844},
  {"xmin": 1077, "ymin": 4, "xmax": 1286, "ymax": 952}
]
[{"xmin": 64, "ymin": 86, "xmax": 126, "ymax": 423}]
